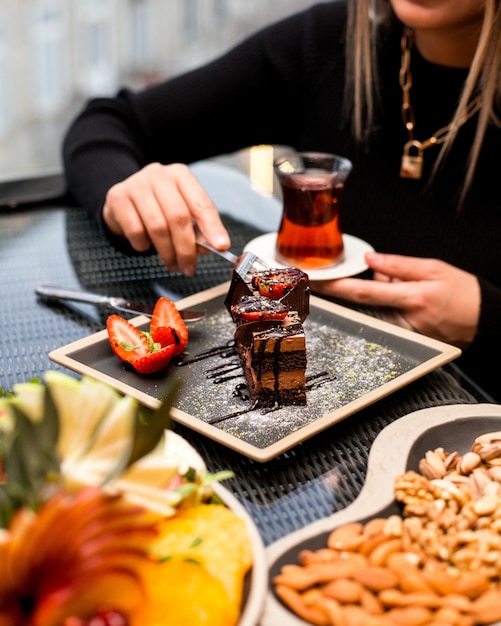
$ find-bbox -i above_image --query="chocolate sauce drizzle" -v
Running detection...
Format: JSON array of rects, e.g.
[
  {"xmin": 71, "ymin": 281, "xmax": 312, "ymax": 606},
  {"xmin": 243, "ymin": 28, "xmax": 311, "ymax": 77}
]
[
  {"xmin": 306, "ymin": 371, "xmax": 336, "ymax": 390},
  {"xmin": 206, "ymin": 399, "xmax": 260, "ymax": 425},
  {"xmin": 206, "ymin": 360, "xmax": 242, "ymax": 384},
  {"xmin": 177, "ymin": 338, "xmax": 334, "ymax": 426},
  {"xmin": 177, "ymin": 340, "xmax": 237, "ymax": 365}
]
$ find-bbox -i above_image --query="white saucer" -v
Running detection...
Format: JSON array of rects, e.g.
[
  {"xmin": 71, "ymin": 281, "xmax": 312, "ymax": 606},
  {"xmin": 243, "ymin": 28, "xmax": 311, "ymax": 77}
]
[{"xmin": 243, "ymin": 232, "xmax": 374, "ymax": 280}]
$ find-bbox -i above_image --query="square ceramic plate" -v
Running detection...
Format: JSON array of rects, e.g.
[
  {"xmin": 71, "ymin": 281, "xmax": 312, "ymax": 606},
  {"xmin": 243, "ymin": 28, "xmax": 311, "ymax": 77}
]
[{"xmin": 49, "ymin": 282, "xmax": 461, "ymax": 462}]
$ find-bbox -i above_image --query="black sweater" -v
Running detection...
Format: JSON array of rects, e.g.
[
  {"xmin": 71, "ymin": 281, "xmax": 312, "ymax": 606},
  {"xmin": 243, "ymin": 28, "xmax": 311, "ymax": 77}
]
[{"xmin": 63, "ymin": 1, "xmax": 501, "ymax": 400}]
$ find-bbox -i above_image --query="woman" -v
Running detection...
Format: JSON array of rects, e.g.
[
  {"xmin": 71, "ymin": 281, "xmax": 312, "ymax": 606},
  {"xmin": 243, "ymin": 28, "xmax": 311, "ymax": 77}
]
[{"xmin": 63, "ymin": 0, "xmax": 501, "ymax": 400}]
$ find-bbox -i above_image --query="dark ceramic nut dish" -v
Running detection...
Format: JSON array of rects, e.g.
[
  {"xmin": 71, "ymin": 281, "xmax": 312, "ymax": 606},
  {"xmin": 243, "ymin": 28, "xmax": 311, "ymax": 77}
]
[{"xmin": 262, "ymin": 403, "xmax": 501, "ymax": 626}]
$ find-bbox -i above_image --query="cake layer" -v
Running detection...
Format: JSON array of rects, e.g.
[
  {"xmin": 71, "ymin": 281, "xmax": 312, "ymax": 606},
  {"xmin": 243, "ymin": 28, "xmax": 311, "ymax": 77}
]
[
  {"xmin": 241, "ymin": 366, "xmax": 307, "ymax": 408},
  {"xmin": 235, "ymin": 318, "xmax": 307, "ymax": 407}
]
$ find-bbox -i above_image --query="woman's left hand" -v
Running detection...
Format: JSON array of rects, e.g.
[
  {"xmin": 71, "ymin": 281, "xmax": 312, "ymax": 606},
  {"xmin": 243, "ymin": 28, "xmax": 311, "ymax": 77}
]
[{"xmin": 311, "ymin": 252, "xmax": 480, "ymax": 348}]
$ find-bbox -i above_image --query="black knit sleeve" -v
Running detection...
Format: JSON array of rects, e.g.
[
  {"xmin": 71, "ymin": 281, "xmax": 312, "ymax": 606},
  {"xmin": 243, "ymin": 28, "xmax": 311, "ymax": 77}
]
[
  {"xmin": 62, "ymin": 2, "xmax": 348, "ymax": 235},
  {"xmin": 458, "ymin": 276, "xmax": 501, "ymax": 400}
]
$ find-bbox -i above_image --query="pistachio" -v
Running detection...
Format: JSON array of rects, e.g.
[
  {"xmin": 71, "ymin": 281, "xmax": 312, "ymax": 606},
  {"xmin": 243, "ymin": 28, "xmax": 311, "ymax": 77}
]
[
  {"xmin": 419, "ymin": 450, "xmax": 448, "ymax": 479},
  {"xmin": 458, "ymin": 451, "xmax": 481, "ymax": 474}
]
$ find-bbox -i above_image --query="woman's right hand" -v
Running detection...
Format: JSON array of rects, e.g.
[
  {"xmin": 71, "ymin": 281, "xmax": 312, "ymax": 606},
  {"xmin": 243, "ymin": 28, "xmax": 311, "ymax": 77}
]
[{"xmin": 102, "ymin": 162, "xmax": 231, "ymax": 275}]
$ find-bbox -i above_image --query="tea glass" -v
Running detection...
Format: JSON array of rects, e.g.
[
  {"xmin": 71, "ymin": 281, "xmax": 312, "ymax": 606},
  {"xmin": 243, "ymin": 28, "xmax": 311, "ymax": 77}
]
[{"xmin": 273, "ymin": 151, "xmax": 352, "ymax": 270}]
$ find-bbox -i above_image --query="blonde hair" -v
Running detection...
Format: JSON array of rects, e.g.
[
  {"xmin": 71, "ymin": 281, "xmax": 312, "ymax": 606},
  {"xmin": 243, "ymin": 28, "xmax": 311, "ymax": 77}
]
[{"xmin": 345, "ymin": 0, "xmax": 501, "ymax": 199}]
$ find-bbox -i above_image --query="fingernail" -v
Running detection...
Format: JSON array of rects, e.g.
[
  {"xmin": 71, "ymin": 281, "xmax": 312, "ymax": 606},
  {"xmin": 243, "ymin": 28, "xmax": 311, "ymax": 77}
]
[
  {"xmin": 180, "ymin": 264, "xmax": 195, "ymax": 277},
  {"xmin": 366, "ymin": 251, "xmax": 384, "ymax": 263},
  {"xmin": 213, "ymin": 234, "xmax": 230, "ymax": 248}
]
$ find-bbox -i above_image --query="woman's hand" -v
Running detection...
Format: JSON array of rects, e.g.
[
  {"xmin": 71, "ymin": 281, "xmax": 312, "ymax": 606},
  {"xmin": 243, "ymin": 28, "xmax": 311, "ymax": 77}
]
[
  {"xmin": 102, "ymin": 162, "xmax": 230, "ymax": 275},
  {"xmin": 312, "ymin": 252, "xmax": 481, "ymax": 348}
]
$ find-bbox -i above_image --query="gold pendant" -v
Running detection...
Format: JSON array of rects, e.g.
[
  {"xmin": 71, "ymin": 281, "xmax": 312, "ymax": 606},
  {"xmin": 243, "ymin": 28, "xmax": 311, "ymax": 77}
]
[{"xmin": 400, "ymin": 140, "xmax": 423, "ymax": 180}]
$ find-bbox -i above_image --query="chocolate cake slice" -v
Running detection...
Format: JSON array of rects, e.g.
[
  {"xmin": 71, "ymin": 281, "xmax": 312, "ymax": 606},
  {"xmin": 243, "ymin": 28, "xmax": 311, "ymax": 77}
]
[
  {"xmin": 234, "ymin": 315, "xmax": 307, "ymax": 407},
  {"xmin": 226, "ymin": 267, "xmax": 310, "ymax": 408}
]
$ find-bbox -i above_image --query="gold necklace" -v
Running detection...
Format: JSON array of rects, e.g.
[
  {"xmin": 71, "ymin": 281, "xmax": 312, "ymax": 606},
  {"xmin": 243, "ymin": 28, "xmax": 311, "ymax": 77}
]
[{"xmin": 399, "ymin": 27, "xmax": 481, "ymax": 179}]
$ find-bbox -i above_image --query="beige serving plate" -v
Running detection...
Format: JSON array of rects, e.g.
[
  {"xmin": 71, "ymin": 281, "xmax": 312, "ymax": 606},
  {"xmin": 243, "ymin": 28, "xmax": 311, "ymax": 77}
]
[
  {"xmin": 263, "ymin": 403, "xmax": 501, "ymax": 625},
  {"xmin": 49, "ymin": 282, "xmax": 461, "ymax": 462}
]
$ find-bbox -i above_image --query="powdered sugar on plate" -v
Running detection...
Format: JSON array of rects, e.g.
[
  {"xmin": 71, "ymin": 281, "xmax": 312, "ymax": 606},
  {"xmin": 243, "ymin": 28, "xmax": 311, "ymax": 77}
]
[{"xmin": 175, "ymin": 308, "xmax": 409, "ymax": 449}]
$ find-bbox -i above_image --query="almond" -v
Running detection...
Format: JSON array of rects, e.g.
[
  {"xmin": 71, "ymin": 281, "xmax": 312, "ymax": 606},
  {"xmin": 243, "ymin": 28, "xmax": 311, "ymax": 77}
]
[
  {"xmin": 274, "ymin": 584, "xmax": 329, "ymax": 626},
  {"xmin": 387, "ymin": 553, "xmax": 432, "ymax": 593},
  {"xmin": 327, "ymin": 521, "xmax": 365, "ymax": 550},
  {"xmin": 360, "ymin": 587, "xmax": 384, "ymax": 615},
  {"xmin": 307, "ymin": 553, "xmax": 368, "ymax": 582},
  {"xmin": 272, "ymin": 563, "xmax": 319, "ymax": 590},
  {"xmin": 322, "ymin": 578, "xmax": 363, "ymax": 603},
  {"xmin": 384, "ymin": 605, "xmax": 433, "ymax": 626},
  {"xmin": 471, "ymin": 589, "xmax": 501, "ymax": 624},
  {"xmin": 352, "ymin": 565, "xmax": 399, "ymax": 591},
  {"xmin": 368, "ymin": 538, "xmax": 404, "ymax": 566},
  {"xmin": 453, "ymin": 571, "xmax": 490, "ymax": 599},
  {"xmin": 299, "ymin": 547, "xmax": 339, "ymax": 565}
]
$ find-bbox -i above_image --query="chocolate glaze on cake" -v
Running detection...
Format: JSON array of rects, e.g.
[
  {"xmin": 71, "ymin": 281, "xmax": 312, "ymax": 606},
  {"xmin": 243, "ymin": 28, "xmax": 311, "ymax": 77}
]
[
  {"xmin": 230, "ymin": 295, "xmax": 288, "ymax": 324},
  {"xmin": 226, "ymin": 267, "xmax": 310, "ymax": 408},
  {"xmin": 234, "ymin": 316, "xmax": 307, "ymax": 407},
  {"xmin": 251, "ymin": 267, "xmax": 310, "ymax": 322}
]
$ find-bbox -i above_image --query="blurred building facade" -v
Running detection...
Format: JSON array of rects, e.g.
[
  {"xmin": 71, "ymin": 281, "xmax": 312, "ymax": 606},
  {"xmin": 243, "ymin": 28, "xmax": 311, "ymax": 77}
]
[{"xmin": 0, "ymin": 0, "xmax": 323, "ymax": 181}]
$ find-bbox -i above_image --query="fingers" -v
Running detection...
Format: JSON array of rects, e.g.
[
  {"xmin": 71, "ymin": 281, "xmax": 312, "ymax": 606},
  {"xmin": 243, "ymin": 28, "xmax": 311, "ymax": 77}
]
[
  {"xmin": 169, "ymin": 165, "xmax": 230, "ymax": 250},
  {"xmin": 311, "ymin": 252, "xmax": 440, "ymax": 307},
  {"xmin": 102, "ymin": 163, "xmax": 230, "ymax": 275},
  {"xmin": 103, "ymin": 184, "xmax": 152, "ymax": 251},
  {"xmin": 365, "ymin": 252, "xmax": 441, "ymax": 282},
  {"xmin": 312, "ymin": 255, "xmax": 481, "ymax": 348},
  {"xmin": 311, "ymin": 275, "xmax": 415, "ymax": 309}
]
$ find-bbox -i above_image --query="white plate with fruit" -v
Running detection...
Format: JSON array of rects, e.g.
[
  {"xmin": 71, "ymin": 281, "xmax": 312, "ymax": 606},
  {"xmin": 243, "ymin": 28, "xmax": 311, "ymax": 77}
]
[{"xmin": 0, "ymin": 371, "xmax": 267, "ymax": 626}]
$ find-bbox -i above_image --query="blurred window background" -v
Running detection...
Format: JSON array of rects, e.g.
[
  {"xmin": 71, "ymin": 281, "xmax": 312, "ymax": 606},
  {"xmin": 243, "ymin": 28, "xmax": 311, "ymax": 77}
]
[{"xmin": 0, "ymin": 0, "xmax": 325, "ymax": 184}]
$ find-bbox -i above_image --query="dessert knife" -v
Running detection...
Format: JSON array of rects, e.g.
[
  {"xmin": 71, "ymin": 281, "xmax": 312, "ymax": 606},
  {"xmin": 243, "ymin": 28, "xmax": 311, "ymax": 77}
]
[{"xmin": 35, "ymin": 285, "xmax": 205, "ymax": 322}]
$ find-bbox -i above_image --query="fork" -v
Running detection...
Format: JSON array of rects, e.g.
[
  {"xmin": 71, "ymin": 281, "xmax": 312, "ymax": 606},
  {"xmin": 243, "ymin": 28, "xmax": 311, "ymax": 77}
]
[{"xmin": 194, "ymin": 227, "xmax": 269, "ymax": 281}]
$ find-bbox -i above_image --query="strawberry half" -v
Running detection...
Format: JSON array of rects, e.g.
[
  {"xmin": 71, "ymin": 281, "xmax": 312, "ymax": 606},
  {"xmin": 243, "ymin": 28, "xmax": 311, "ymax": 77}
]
[
  {"xmin": 230, "ymin": 295, "xmax": 288, "ymax": 322},
  {"xmin": 251, "ymin": 267, "xmax": 308, "ymax": 300},
  {"xmin": 106, "ymin": 315, "xmax": 150, "ymax": 364},
  {"xmin": 150, "ymin": 297, "xmax": 188, "ymax": 356},
  {"xmin": 150, "ymin": 325, "xmax": 177, "ymax": 349},
  {"xmin": 106, "ymin": 314, "xmax": 175, "ymax": 374},
  {"xmin": 130, "ymin": 343, "xmax": 176, "ymax": 375}
]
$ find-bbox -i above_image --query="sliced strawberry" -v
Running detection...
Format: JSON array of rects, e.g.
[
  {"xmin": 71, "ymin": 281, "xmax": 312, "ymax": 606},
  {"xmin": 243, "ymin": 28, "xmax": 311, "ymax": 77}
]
[
  {"xmin": 150, "ymin": 297, "xmax": 188, "ymax": 356},
  {"xmin": 131, "ymin": 343, "xmax": 176, "ymax": 375},
  {"xmin": 251, "ymin": 267, "xmax": 308, "ymax": 300},
  {"xmin": 106, "ymin": 315, "xmax": 175, "ymax": 374},
  {"xmin": 231, "ymin": 295, "xmax": 288, "ymax": 322},
  {"xmin": 151, "ymin": 325, "xmax": 177, "ymax": 348},
  {"xmin": 106, "ymin": 315, "xmax": 150, "ymax": 364}
]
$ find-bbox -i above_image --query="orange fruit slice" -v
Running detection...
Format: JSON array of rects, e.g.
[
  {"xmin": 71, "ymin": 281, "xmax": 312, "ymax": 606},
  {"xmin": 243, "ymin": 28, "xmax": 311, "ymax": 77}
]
[
  {"xmin": 149, "ymin": 503, "xmax": 253, "ymax": 614},
  {"xmin": 133, "ymin": 557, "xmax": 236, "ymax": 626}
]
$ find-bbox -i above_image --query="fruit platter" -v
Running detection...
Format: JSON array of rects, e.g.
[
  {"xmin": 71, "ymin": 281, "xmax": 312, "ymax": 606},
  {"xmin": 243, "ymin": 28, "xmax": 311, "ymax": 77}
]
[
  {"xmin": 0, "ymin": 371, "xmax": 267, "ymax": 626},
  {"xmin": 262, "ymin": 403, "xmax": 501, "ymax": 626}
]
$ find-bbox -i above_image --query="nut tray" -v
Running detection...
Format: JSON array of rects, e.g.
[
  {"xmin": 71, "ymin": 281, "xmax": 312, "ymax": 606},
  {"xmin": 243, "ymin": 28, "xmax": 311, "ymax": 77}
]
[{"xmin": 263, "ymin": 403, "xmax": 501, "ymax": 625}]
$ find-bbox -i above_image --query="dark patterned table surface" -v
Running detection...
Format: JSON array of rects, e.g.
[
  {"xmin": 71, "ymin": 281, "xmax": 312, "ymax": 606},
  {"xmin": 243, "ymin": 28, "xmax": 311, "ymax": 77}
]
[{"xmin": 0, "ymin": 170, "xmax": 492, "ymax": 546}]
